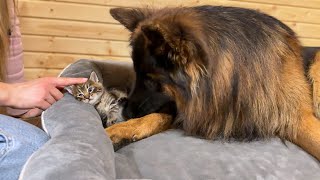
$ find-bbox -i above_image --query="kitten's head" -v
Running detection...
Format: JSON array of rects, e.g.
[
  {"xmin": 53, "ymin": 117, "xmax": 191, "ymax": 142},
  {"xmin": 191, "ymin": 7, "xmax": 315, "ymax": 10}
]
[{"xmin": 65, "ymin": 71, "xmax": 104, "ymax": 105}]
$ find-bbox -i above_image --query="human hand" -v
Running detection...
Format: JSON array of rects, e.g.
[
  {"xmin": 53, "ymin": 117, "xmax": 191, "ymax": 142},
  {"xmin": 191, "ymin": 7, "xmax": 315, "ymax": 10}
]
[{"xmin": 3, "ymin": 77, "xmax": 87, "ymax": 118}]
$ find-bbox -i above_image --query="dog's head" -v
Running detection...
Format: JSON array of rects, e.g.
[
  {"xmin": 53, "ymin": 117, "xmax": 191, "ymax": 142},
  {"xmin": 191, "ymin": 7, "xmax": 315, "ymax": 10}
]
[{"xmin": 110, "ymin": 7, "xmax": 209, "ymax": 119}]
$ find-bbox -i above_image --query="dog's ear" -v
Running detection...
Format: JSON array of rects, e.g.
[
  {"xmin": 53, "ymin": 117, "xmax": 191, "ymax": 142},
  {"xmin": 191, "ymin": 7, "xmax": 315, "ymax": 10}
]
[
  {"xmin": 110, "ymin": 8, "xmax": 150, "ymax": 32},
  {"xmin": 141, "ymin": 23, "xmax": 189, "ymax": 66},
  {"xmin": 141, "ymin": 24, "xmax": 166, "ymax": 48}
]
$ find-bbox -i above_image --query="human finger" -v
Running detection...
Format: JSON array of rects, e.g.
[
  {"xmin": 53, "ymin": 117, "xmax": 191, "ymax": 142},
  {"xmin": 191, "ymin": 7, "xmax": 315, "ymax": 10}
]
[
  {"xmin": 21, "ymin": 108, "xmax": 43, "ymax": 119},
  {"xmin": 50, "ymin": 87, "xmax": 64, "ymax": 101},
  {"xmin": 5, "ymin": 108, "xmax": 29, "ymax": 117},
  {"xmin": 51, "ymin": 77, "xmax": 88, "ymax": 87},
  {"xmin": 36, "ymin": 100, "xmax": 52, "ymax": 111},
  {"xmin": 45, "ymin": 94, "xmax": 56, "ymax": 105}
]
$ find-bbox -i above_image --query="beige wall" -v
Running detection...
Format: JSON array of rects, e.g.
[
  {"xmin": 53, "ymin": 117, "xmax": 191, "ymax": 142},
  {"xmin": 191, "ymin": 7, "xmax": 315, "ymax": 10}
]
[{"xmin": 18, "ymin": 0, "xmax": 320, "ymax": 80}]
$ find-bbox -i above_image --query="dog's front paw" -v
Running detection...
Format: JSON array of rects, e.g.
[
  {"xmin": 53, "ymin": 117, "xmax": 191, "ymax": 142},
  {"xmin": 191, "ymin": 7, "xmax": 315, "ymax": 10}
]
[
  {"xmin": 105, "ymin": 124, "xmax": 134, "ymax": 150},
  {"xmin": 105, "ymin": 113, "xmax": 172, "ymax": 150}
]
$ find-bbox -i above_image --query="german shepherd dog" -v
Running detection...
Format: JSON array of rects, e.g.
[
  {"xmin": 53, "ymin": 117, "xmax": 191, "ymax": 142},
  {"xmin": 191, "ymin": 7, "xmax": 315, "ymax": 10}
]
[{"xmin": 105, "ymin": 5, "xmax": 320, "ymax": 160}]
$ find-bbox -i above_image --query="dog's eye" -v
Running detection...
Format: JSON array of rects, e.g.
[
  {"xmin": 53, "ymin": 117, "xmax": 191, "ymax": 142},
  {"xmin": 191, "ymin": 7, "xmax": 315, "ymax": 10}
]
[
  {"xmin": 117, "ymin": 97, "xmax": 127, "ymax": 105},
  {"xmin": 144, "ymin": 79, "xmax": 159, "ymax": 91}
]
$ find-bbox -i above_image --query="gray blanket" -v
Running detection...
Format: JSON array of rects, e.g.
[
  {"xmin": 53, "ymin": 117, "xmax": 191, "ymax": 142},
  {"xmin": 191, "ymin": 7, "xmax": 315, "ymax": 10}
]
[{"xmin": 20, "ymin": 59, "xmax": 320, "ymax": 180}]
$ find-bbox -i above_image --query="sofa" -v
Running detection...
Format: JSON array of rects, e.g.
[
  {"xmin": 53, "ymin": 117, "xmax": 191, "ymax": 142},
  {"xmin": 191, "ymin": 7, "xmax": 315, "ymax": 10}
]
[{"xmin": 19, "ymin": 59, "xmax": 320, "ymax": 180}]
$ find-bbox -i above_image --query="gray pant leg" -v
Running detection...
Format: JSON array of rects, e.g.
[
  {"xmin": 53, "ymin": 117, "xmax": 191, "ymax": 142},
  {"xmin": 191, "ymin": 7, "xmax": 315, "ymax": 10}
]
[{"xmin": 19, "ymin": 94, "xmax": 116, "ymax": 180}]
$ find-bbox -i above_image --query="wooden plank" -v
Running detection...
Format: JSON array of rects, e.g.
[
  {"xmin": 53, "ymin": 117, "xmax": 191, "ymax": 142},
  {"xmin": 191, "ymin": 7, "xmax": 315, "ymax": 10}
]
[
  {"xmin": 31, "ymin": 0, "xmax": 320, "ymax": 24},
  {"xmin": 23, "ymin": 43, "xmax": 320, "ymax": 81},
  {"xmin": 36, "ymin": 0, "xmax": 200, "ymax": 7},
  {"xmin": 19, "ymin": 0, "xmax": 320, "ymax": 81},
  {"xmin": 300, "ymin": 38, "xmax": 320, "ymax": 47},
  {"xmin": 20, "ymin": 16, "xmax": 320, "ymax": 40},
  {"xmin": 20, "ymin": 17, "xmax": 130, "ymax": 41},
  {"xmin": 24, "ymin": 68, "xmax": 62, "ymax": 80},
  {"xmin": 232, "ymin": 0, "xmax": 320, "ymax": 9},
  {"xmin": 213, "ymin": 1, "xmax": 320, "ymax": 25},
  {"xmin": 42, "ymin": 0, "xmax": 320, "ymax": 9},
  {"xmin": 23, "ymin": 40, "xmax": 319, "ymax": 71},
  {"xmin": 23, "ymin": 52, "xmax": 130, "ymax": 69},
  {"xmin": 23, "ymin": 40, "xmax": 319, "ymax": 81},
  {"xmin": 286, "ymin": 22, "xmax": 320, "ymax": 39},
  {"xmin": 18, "ymin": 0, "xmax": 118, "ymax": 23},
  {"xmin": 22, "ymin": 35, "xmax": 131, "ymax": 56}
]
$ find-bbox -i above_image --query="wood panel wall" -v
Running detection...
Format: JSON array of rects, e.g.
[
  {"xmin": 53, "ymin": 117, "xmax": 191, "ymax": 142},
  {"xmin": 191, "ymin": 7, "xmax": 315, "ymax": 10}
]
[{"xmin": 18, "ymin": 0, "xmax": 320, "ymax": 80}]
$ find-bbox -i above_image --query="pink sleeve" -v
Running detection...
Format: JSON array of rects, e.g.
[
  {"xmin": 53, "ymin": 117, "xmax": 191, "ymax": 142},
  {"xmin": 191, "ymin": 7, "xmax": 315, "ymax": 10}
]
[
  {"xmin": 6, "ymin": 0, "xmax": 24, "ymax": 83},
  {"xmin": 5, "ymin": 0, "xmax": 27, "ymax": 116}
]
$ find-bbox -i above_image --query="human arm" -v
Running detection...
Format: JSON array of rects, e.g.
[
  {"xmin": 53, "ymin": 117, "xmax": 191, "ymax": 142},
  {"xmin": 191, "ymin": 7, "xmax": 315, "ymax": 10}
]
[{"xmin": 0, "ymin": 77, "xmax": 87, "ymax": 118}]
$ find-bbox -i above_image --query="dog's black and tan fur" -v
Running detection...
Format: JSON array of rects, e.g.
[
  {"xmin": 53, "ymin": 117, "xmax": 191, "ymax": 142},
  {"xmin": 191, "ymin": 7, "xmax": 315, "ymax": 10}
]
[
  {"xmin": 105, "ymin": 6, "xmax": 320, "ymax": 160},
  {"xmin": 304, "ymin": 47, "xmax": 320, "ymax": 118}
]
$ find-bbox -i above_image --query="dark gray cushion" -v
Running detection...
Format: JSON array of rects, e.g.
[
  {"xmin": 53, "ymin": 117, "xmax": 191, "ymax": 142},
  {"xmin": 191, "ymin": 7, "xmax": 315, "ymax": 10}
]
[
  {"xmin": 118, "ymin": 130, "xmax": 320, "ymax": 180},
  {"xmin": 20, "ymin": 59, "xmax": 320, "ymax": 180}
]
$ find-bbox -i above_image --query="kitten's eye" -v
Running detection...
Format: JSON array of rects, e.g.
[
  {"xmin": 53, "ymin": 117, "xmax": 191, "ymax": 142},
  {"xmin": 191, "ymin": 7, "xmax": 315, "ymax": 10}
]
[
  {"xmin": 110, "ymin": 99, "xmax": 117, "ymax": 105},
  {"xmin": 77, "ymin": 93, "xmax": 84, "ymax": 98},
  {"xmin": 88, "ymin": 87, "xmax": 94, "ymax": 93}
]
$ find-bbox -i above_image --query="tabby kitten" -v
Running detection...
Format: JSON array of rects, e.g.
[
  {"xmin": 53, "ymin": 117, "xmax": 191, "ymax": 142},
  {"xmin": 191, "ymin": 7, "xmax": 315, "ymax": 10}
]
[{"xmin": 65, "ymin": 71, "xmax": 127, "ymax": 128}]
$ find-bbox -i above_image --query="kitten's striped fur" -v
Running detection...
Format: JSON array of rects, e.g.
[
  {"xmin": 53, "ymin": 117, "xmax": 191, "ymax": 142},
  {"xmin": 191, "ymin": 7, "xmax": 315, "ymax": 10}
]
[{"xmin": 66, "ymin": 71, "xmax": 127, "ymax": 127}]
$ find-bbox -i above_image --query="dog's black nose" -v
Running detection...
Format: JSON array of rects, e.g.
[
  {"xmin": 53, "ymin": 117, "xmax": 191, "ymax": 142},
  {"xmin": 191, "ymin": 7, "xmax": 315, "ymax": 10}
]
[
  {"xmin": 122, "ymin": 105, "xmax": 134, "ymax": 120},
  {"xmin": 118, "ymin": 97, "xmax": 128, "ymax": 106}
]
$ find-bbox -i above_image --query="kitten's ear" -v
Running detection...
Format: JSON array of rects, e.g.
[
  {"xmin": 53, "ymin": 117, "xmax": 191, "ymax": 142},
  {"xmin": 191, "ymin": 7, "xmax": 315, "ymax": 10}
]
[
  {"xmin": 65, "ymin": 85, "xmax": 74, "ymax": 95},
  {"xmin": 110, "ymin": 8, "xmax": 151, "ymax": 32},
  {"xmin": 89, "ymin": 71, "xmax": 99, "ymax": 83}
]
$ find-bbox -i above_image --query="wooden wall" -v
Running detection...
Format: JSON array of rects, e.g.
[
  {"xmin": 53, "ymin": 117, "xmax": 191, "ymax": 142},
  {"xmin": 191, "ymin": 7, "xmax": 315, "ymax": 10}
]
[{"xmin": 18, "ymin": 0, "xmax": 320, "ymax": 80}]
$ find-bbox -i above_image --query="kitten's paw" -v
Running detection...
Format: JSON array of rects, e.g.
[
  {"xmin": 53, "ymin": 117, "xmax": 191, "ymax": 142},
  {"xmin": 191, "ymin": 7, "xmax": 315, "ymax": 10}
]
[{"xmin": 106, "ymin": 120, "xmax": 117, "ymax": 127}]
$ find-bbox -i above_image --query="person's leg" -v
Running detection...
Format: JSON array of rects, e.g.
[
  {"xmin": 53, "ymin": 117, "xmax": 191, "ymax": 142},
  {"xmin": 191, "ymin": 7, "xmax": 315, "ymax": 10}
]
[
  {"xmin": 19, "ymin": 94, "xmax": 117, "ymax": 180},
  {"xmin": 0, "ymin": 115, "xmax": 49, "ymax": 180}
]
